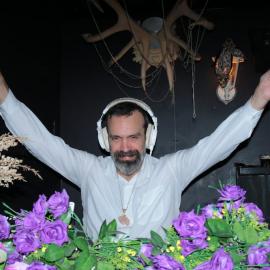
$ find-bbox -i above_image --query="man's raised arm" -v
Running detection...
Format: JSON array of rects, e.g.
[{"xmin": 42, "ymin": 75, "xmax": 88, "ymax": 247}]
[{"xmin": 0, "ymin": 71, "xmax": 9, "ymax": 103}]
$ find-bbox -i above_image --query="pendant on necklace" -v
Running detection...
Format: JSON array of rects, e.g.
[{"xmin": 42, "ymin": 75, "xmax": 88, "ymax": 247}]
[{"xmin": 118, "ymin": 209, "xmax": 130, "ymax": 225}]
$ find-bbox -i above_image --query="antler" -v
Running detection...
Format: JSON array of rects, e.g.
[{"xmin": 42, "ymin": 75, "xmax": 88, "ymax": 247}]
[
  {"xmin": 83, "ymin": 0, "xmax": 156, "ymax": 89},
  {"xmin": 163, "ymin": 0, "xmax": 214, "ymax": 60},
  {"xmin": 82, "ymin": 0, "xmax": 151, "ymax": 43}
]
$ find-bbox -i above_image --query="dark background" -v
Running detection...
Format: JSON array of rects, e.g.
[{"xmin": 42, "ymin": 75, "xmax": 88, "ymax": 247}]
[{"xmin": 0, "ymin": 0, "xmax": 269, "ymax": 220}]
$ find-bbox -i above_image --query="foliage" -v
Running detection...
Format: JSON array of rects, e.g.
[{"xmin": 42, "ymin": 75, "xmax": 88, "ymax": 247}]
[
  {"xmin": 1, "ymin": 183, "xmax": 270, "ymax": 269},
  {"xmin": 0, "ymin": 133, "xmax": 41, "ymax": 187}
]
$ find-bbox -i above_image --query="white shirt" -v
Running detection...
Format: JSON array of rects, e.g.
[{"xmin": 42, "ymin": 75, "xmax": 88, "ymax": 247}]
[{"xmin": 0, "ymin": 90, "xmax": 263, "ymax": 240}]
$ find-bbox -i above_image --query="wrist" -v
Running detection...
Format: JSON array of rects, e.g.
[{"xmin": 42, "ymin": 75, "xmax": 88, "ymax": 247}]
[{"xmin": 250, "ymin": 94, "xmax": 268, "ymax": 111}]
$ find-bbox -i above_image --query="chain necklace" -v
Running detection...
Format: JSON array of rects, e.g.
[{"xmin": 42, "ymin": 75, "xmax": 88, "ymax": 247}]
[{"xmin": 117, "ymin": 174, "xmax": 138, "ymax": 226}]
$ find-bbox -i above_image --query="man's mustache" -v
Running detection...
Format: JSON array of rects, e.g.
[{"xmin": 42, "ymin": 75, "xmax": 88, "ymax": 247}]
[{"xmin": 115, "ymin": 150, "xmax": 139, "ymax": 158}]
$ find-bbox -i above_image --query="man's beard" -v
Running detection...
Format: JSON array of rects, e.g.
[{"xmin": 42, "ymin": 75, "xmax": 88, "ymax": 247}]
[{"xmin": 112, "ymin": 149, "xmax": 145, "ymax": 176}]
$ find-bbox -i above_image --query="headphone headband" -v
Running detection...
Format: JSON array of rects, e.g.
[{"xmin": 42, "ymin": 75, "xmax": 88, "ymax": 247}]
[{"xmin": 97, "ymin": 97, "xmax": 158, "ymax": 155}]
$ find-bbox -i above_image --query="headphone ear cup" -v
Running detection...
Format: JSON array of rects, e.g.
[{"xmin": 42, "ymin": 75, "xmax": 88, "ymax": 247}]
[
  {"xmin": 101, "ymin": 127, "xmax": 110, "ymax": 152},
  {"xmin": 145, "ymin": 124, "xmax": 153, "ymax": 150}
]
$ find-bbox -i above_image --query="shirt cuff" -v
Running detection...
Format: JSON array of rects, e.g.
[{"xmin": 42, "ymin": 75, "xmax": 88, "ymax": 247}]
[
  {"xmin": 243, "ymin": 98, "xmax": 264, "ymax": 119},
  {"xmin": 0, "ymin": 89, "xmax": 18, "ymax": 116}
]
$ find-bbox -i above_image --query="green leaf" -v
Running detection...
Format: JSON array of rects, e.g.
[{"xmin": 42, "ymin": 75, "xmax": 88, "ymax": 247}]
[
  {"xmin": 150, "ymin": 230, "xmax": 166, "ymax": 248},
  {"xmin": 55, "ymin": 258, "xmax": 74, "ymax": 270},
  {"xmin": 207, "ymin": 236, "xmax": 220, "ymax": 251},
  {"xmin": 233, "ymin": 222, "xmax": 258, "ymax": 244},
  {"xmin": 64, "ymin": 242, "xmax": 76, "ymax": 257},
  {"xmin": 98, "ymin": 220, "xmax": 107, "ymax": 240},
  {"xmin": 74, "ymin": 236, "xmax": 89, "ymax": 252},
  {"xmin": 140, "ymin": 254, "xmax": 152, "ymax": 265},
  {"xmin": 107, "ymin": 219, "xmax": 117, "ymax": 234},
  {"xmin": 151, "ymin": 246, "xmax": 161, "ymax": 256},
  {"xmin": 97, "ymin": 261, "xmax": 115, "ymax": 270},
  {"xmin": 229, "ymin": 249, "xmax": 245, "ymax": 265},
  {"xmin": 43, "ymin": 244, "xmax": 65, "ymax": 262},
  {"xmin": 206, "ymin": 219, "xmax": 233, "ymax": 238},
  {"xmin": 74, "ymin": 252, "xmax": 96, "ymax": 270}
]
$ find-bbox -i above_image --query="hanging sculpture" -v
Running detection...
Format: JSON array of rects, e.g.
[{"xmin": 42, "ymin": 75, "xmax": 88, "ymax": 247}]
[
  {"xmin": 82, "ymin": 0, "xmax": 214, "ymax": 92},
  {"xmin": 214, "ymin": 39, "xmax": 244, "ymax": 104}
]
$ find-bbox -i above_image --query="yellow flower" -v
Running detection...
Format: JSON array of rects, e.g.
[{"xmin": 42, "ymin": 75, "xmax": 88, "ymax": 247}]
[
  {"xmin": 117, "ymin": 247, "xmax": 122, "ymax": 253},
  {"xmin": 123, "ymin": 256, "xmax": 131, "ymax": 262},
  {"xmin": 41, "ymin": 246, "xmax": 47, "ymax": 252},
  {"xmin": 179, "ymin": 255, "xmax": 185, "ymax": 262},
  {"xmin": 169, "ymin": 246, "xmax": 175, "ymax": 252},
  {"xmin": 126, "ymin": 249, "xmax": 136, "ymax": 256}
]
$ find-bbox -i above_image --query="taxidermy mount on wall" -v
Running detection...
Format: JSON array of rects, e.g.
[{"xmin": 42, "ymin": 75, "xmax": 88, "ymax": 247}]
[{"xmin": 82, "ymin": 0, "xmax": 214, "ymax": 93}]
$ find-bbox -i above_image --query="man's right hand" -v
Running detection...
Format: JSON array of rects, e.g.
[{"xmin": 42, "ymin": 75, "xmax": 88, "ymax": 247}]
[{"xmin": 0, "ymin": 72, "xmax": 9, "ymax": 104}]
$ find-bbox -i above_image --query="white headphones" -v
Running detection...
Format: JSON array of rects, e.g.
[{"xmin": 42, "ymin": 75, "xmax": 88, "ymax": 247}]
[{"xmin": 97, "ymin": 97, "xmax": 158, "ymax": 155}]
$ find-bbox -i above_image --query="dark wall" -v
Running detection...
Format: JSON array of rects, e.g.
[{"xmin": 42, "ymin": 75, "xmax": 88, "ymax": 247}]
[{"xmin": 0, "ymin": 12, "xmax": 62, "ymax": 213}]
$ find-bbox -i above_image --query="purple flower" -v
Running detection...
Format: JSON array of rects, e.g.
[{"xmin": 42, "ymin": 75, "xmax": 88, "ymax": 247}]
[
  {"xmin": 152, "ymin": 254, "xmax": 185, "ymax": 270},
  {"xmin": 243, "ymin": 203, "xmax": 265, "ymax": 222},
  {"xmin": 210, "ymin": 248, "xmax": 233, "ymax": 270},
  {"xmin": 40, "ymin": 220, "xmax": 68, "ymax": 246},
  {"xmin": 202, "ymin": 204, "xmax": 222, "ymax": 219},
  {"xmin": 0, "ymin": 214, "xmax": 10, "ymax": 239},
  {"xmin": 181, "ymin": 238, "xmax": 208, "ymax": 256},
  {"xmin": 16, "ymin": 212, "xmax": 45, "ymax": 232},
  {"xmin": 248, "ymin": 245, "xmax": 270, "ymax": 265},
  {"xmin": 217, "ymin": 185, "xmax": 246, "ymax": 202},
  {"xmin": 33, "ymin": 195, "xmax": 48, "ymax": 216},
  {"xmin": 48, "ymin": 189, "xmax": 69, "ymax": 218},
  {"xmin": 173, "ymin": 210, "xmax": 207, "ymax": 239},
  {"xmin": 27, "ymin": 261, "xmax": 57, "ymax": 270},
  {"xmin": 7, "ymin": 250, "xmax": 23, "ymax": 264},
  {"xmin": 5, "ymin": 262, "xmax": 29, "ymax": 270},
  {"xmin": 140, "ymin": 243, "xmax": 153, "ymax": 258},
  {"xmin": 13, "ymin": 229, "xmax": 41, "ymax": 254}
]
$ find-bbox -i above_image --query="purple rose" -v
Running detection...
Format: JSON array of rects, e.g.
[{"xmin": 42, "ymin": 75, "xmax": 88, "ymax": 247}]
[
  {"xmin": 33, "ymin": 195, "xmax": 48, "ymax": 216},
  {"xmin": 181, "ymin": 238, "xmax": 208, "ymax": 256},
  {"xmin": 152, "ymin": 254, "xmax": 185, "ymax": 270},
  {"xmin": 27, "ymin": 261, "xmax": 57, "ymax": 270},
  {"xmin": 40, "ymin": 220, "xmax": 68, "ymax": 246},
  {"xmin": 248, "ymin": 245, "xmax": 270, "ymax": 265},
  {"xmin": 202, "ymin": 204, "xmax": 222, "ymax": 219},
  {"xmin": 210, "ymin": 248, "xmax": 233, "ymax": 270},
  {"xmin": 173, "ymin": 210, "xmax": 207, "ymax": 239},
  {"xmin": 0, "ymin": 214, "xmax": 10, "ymax": 239},
  {"xmin": 48, "ymin": 189, "xmax": 69, "ymax": 218},
  {"xmin": 16, "ymin": 212, "xmax": 45, "ymax": 232},
  {"xmin": 140, "ymin": 243, "xmax": 153, "ymax": 258},
  {"xmin": 243, "ymin": 203, "xmax": 265, "ymax": 222},
  {"xmin": 7, "ymin": 250, "xmax": 23, "ymax": 264},
  {"xmin": 5, "ymin": 262, "xmax": 29, "ymax": 270},
  {"xmin": 217, "ymin": 185, "xmax": 246, "ymax": 202},
  {"xmin": 13, "ymin": 229, "xmax": 41, "ymax": 254}
]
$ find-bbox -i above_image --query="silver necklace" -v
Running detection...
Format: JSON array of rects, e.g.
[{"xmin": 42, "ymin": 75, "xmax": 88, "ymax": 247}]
[{"xmin": 117, "ymin": 175, "xmax": 138, "ymax": 226}]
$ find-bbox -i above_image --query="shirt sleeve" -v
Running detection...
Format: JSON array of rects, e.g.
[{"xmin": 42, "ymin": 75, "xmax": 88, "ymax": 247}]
[
  {"xmin": 168, "ymin": 99, "xmax": 263, "ymax": 192},
  {"xmin": 0, "ymin": 89, "xmax": 95, "ymax": 188}
]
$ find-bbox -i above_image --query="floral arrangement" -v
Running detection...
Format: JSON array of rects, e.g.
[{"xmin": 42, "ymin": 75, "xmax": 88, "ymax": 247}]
[
  {"xmin": 0, "ymin": 133, "xmax": 41, "ymax": 187},
  {"xmin": 1, "ymin": 184, "xmax": 270, "ymax": 270}
]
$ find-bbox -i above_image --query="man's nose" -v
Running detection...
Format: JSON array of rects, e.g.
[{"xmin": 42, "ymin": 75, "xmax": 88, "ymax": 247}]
[{"xmin": 120, "ymin": 138, "xmax": 130, "ymax": 151}]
